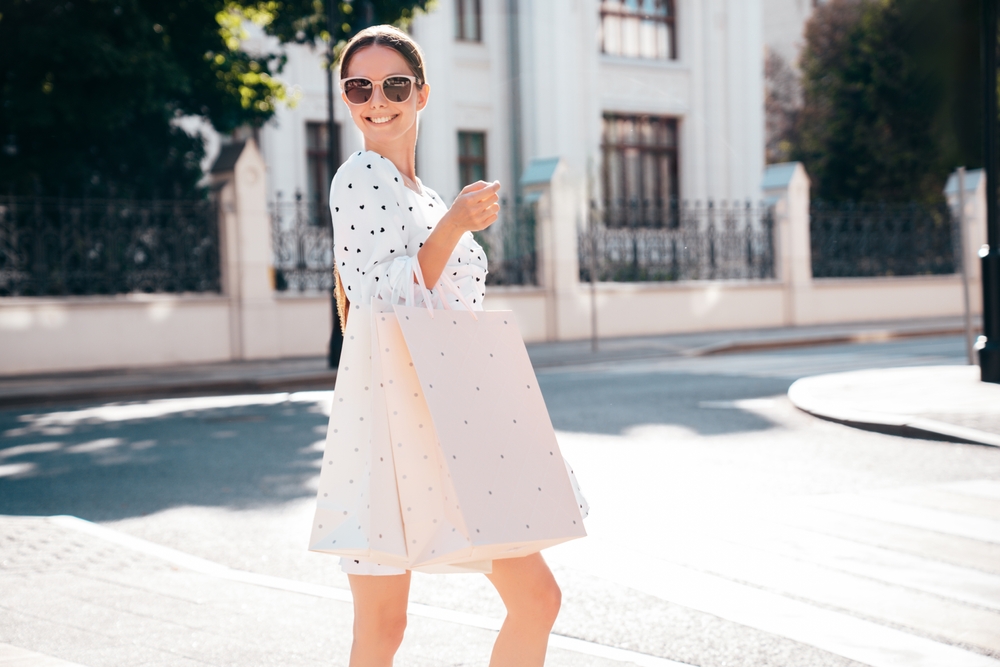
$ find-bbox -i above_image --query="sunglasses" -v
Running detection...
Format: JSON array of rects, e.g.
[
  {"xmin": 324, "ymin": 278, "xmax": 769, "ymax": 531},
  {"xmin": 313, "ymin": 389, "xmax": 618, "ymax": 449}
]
[{"xmin": 341, "ymin": 75, "xmax": 419, "ymax": 105}]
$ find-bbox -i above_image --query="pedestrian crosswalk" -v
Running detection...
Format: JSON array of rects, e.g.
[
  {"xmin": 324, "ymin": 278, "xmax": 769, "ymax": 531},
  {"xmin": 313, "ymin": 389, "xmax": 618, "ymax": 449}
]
[{"xmin": 547, "ymin": 453, "xmax": 1000, "ymax": 666}]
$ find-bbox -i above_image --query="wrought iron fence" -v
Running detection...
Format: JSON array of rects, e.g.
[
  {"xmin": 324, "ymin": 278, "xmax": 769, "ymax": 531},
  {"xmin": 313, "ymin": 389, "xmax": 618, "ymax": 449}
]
[
  {"xmin": 809, "ymin": 201, "xmax": 956, "ymax": 277},
  {"xmin": 580, "ymin": 200, "xmax": 775, "ymax": 282},
  {"xmin": 475, "ymin": 197, "xmax": 537, "ymax": 286},
  {"xmin": 270, "ymin": 193, "xmax": 333, "ymax": 293},
  {"xmin": 601, "ymin": 197, "xmax": 683, "ymax": 229},
  {"xmin": 0, "ymin": 195, "xmax": 220, "ymax": 297},
  {"xmin": 273, "ymin": 193, "xmax": 539, "ymax": 291}
]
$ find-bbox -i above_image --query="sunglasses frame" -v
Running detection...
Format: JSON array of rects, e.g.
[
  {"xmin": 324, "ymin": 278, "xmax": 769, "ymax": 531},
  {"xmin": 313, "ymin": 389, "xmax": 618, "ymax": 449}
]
[{"xmin": 340, "ymin": 75, "xmax": 420, "ymax": 105}]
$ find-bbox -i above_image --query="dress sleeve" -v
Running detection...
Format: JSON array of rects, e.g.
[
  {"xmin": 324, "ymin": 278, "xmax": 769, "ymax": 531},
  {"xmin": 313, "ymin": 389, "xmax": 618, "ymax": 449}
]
[{"xmin": 331, "ymin": 155, "xmax": 417, "ymax": 306}]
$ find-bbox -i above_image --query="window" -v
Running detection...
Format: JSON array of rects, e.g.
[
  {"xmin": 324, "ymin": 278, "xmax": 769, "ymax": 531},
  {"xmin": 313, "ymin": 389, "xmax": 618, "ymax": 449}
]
[
  {"xmin": 600, "ymin": 0, "xmax": 676, "ymax": 61},
  {"xmin": 458, "ymin": 131, "xmax": 487, "ymax": 188},
  {"xmin": 306, "ymin": 121, "xmax": 337, "ymax": 221},
  {"xmin": 602, "ymin": 114, "xmax": 679, "ymax": 228},
  {"xmin": 455, "ymin": 0, "xmax": 482, "ymax": 42}
]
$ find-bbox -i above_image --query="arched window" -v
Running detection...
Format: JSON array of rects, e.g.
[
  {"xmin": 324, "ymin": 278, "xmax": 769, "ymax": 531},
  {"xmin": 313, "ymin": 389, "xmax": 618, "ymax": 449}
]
[{"xmin": 600, "ymin": 0, "xmax": 676, "ymax": 60}]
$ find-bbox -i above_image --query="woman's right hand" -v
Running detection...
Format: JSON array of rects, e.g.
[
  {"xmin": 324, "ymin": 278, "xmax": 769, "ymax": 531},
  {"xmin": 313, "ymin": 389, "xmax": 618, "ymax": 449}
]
[{"xmin": 442, "ymin": 180, "xmax": 501, "ymax": 233}]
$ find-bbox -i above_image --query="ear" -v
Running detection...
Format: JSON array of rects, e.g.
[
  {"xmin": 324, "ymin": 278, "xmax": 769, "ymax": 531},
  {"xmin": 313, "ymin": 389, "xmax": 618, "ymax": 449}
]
[{"xmin": 416, "ymin": 83, "xmax": 430, "ymax": 112}]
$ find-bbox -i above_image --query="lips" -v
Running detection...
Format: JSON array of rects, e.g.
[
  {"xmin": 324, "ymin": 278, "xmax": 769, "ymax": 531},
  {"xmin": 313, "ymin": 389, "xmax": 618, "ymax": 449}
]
[{"xmin": 366, "ymin": 114, "xmax": 399, "ymax": 125}]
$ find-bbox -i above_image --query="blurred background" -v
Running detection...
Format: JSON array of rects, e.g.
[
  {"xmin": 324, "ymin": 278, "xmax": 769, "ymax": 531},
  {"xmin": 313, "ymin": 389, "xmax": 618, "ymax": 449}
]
[
  {"xmin": 0, "ymin": 0, "xmax": 989, "ymax": 375},
  {"xmin": 3, "ymin": 4, "xmax": 1000, "ymax": 667}
]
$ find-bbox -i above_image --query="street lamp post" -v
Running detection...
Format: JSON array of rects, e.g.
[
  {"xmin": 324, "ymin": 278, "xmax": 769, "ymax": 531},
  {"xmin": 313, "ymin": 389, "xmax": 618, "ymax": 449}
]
[
  {"xmin": 326, "ymin": 0, "xmax": 343, "ymax": 369},
  {"xmin": 980, "ymin": 0, "xmax": 1000, "ymax": 383}
]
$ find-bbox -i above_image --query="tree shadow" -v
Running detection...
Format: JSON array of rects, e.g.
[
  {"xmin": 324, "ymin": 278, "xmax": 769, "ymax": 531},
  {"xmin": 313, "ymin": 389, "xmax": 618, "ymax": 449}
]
[
  {"xmin": 0, "ymin": 395, "xmax": 330, "ymax": 522},
  {"xmin": 538, "ymin": 370, "xmax": 792, "ymax": 436},
  {"xmin": 0, "ymin": 370, "xmax": 791, "ymax": 523}
]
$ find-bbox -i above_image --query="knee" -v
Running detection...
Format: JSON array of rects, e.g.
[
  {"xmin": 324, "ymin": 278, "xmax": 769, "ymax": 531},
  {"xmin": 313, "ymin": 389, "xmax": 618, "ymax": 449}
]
[
  {"xmin": 536, "ymin": 579, "xmax": 562, "ymax": 624},
  {"xmin": 354, "ymin": 608, "xmax": 407, "ymax": 652},
  {"xmin": 512, "ymin": 577, "xmax": 561, "ymax": 627}
]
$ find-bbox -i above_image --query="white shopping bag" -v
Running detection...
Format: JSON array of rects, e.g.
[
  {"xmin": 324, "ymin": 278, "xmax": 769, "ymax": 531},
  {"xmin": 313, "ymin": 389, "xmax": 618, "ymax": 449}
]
[
  {"xmin": 310, "ymin": 278, "xmax": 586, "ymax": 571},
  {"xmin": 385, "ymin": 303, "xmax": 586, "ymax": 566}
]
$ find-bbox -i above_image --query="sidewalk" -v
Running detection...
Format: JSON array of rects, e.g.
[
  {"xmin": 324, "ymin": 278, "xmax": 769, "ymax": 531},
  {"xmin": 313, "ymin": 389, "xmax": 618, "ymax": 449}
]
[
  {"xmin": 789, "ymin": 365, "xmax": 1000, "ymax": 447},
  {"xmin": 0, "ymin": 316, "xmax": 973, "ymax": 409}
]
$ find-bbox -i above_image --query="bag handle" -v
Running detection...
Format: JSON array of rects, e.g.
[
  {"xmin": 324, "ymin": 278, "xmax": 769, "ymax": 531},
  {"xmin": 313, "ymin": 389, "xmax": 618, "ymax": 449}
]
[
  {"xmin": 437, "ymin": 274, "xmax": 479, "ymax": 320},
  {"xmin": 409, "ymin": 256, "xmax": 436, "ymax": 318},
  {"xmin": 407, "ymin": 256, "xmax": 478, "ymax": 321}
]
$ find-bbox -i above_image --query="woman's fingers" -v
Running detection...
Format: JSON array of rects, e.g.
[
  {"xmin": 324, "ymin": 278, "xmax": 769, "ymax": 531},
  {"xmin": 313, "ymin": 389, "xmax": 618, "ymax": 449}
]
[
  {"xmin": 461, "ymin": 181, "xmax": 491, "ymax": 194},
  {"xmin": 461, "ymin": 180, "xmax": 500, "ymax": 202},
  {"xmin": 460, "ymin": 180, "xmax": 499, "ymax": 196}
]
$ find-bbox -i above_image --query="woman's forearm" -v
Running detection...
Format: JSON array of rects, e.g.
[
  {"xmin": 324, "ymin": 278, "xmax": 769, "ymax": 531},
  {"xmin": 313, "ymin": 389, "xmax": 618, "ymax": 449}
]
[
  {"xmin": 417, "ymin": 219, "xmax": 465, "ymax": 287},
  {"xmin": 417, "ymin": 180, "xmax": 500, "ymax": 287}
]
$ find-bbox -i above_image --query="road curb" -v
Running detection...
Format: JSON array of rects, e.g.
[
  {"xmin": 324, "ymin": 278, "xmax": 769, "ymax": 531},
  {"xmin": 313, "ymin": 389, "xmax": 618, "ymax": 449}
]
[
  {"xmin": 529, "ymin": 325, "xmax": 967, "ymax": 370},
  {"xmin": 788, "ymin": 374, "xmax": 1000, "ymax": 448},
  {"xmin": 690, "ymin": 326, "xmax": 966, "ymax": 357},
  {"xmin": 0, "ymin": 371, "xmax": 338, "ymax": 410},
  {"xmin": 0, "ymin": 323, "xmax": 967, "ymax": 409}
]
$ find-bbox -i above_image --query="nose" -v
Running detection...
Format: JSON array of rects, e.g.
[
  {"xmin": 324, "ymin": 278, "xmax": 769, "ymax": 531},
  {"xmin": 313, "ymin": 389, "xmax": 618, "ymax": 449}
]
[{"xmin": 368, "ymin": 83, "xmax": 388, "ymax": 108}]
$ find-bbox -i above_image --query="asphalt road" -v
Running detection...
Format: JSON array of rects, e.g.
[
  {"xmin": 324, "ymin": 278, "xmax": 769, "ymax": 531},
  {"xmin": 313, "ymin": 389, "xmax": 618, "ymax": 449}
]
[{"xmin": 2, "ymin": 335, "xmax": 999, "ymax": 667}]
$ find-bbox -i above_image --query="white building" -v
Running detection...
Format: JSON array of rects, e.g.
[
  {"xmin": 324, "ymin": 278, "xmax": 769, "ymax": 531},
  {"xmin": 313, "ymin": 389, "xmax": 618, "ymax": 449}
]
[{"xmin": 255, "ymin": 0, "xmax": 767, "ymax": 218}]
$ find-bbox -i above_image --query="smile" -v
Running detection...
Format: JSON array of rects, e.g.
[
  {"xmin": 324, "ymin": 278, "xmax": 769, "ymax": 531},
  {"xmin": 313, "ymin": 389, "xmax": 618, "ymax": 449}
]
[{"xmin": 367, "ymin": 114, "xmax": 398, "ymax": 125}]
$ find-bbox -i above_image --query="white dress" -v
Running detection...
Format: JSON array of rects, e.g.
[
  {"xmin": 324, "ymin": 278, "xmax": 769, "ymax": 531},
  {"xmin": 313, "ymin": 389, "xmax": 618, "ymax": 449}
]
[
  {"xmin": 330, "ymin": 150, "xmax": 487, "ymax": 576},
  {"xmin": 322, "ymin": 150, "xmax": 586, "ymax": 576},
  {"xmin": 331, "ymin": 150, "xmax": 487, "ymax": 312}
]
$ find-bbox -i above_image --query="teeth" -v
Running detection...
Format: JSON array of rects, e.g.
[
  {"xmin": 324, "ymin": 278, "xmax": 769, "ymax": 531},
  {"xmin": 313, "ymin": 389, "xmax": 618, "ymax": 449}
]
[{"xmin": 369, "ymin": 116, "xmax": 395, "ymax": 124}]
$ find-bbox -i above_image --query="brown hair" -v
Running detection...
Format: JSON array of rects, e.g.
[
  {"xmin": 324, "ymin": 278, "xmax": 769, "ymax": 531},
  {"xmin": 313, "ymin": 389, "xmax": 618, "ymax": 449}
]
[
  {"xmin": 338, "ymin": 24, "xmax": 428, "ymax": 86},
  {"xmin": 334, "ymin": 25, "xmax": 428, "ymax": 333}
]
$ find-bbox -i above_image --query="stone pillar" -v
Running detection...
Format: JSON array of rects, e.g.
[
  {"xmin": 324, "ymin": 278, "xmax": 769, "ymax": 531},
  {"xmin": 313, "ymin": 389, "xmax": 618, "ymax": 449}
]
[
  {"xmin": 211, "ymin": 139, "xmax": 280, "ymax": 360},
  {"xmin": 520, "ymin": 156, "xmax": 585, "ymax": 341},
  {"xmin": 762, "ymin": 162, "xmax": 812, "ymax": 326}
]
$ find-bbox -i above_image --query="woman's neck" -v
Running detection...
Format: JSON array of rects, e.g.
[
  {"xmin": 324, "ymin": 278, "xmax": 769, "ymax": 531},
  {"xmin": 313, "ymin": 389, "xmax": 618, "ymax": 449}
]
[{"xmin": 364, "ymin": 131, "xmax": 418, "ymax": 184}]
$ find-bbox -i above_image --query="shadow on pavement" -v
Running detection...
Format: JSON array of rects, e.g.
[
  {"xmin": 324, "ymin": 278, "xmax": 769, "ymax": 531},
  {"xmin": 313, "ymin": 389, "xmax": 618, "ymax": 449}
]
[
  {"xmin": 539, "ymin": 371, "xmax": 792, "ymax": 436},
  {"xmin": 0, "ymin": 369, "xmax": 790, "ymax": 523},
  {"xmin": 0, "ymin": 395, "xmax": 330, "ymax": 522}
]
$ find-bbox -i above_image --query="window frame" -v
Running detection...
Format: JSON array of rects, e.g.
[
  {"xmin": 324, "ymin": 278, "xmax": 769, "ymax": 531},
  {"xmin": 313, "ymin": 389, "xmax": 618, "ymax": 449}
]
[
  {"xmin": 599, "ymin": 0, "xmax": 677, "ymax": 61},
  {"xmin": 457, "ymin": 130, "xmax": 488, "ymax": 190},
  {"xmin": 455, "ymin": 0, "xmax": 483, "ymax": 42},
  {"xmin": 601, "ymin": 113, "xmax": 680, "ymax": 228}
]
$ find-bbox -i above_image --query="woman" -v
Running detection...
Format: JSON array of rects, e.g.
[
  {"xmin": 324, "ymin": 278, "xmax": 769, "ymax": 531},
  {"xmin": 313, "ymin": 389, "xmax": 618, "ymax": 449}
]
[{"xmin": 324, "ymin": 25, "xmax": 565, "ymax": 667}]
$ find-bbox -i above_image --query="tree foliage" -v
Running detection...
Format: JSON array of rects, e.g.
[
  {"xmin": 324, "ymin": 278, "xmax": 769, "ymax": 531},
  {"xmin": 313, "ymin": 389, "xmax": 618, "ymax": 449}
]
[
  {"xmin": 790, "ymin": 0, "xmax": 982, "ymax": 203},
  {"xmin": 0, "ymin": 0, "xmax": 430, "ymax": 197}
]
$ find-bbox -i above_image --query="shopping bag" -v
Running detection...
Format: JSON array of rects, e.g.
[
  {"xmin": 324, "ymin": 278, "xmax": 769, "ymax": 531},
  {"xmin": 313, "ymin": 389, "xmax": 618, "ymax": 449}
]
[
  {"xmin": 308, "ymin": 301, "xmax": 410, "ymax": 569},
  {"xmin": 371, "ymin": 309, "xmax": 491, "ymax": 571},
  {"xmin": 383, "ymin": 300, "xmax": 586, "ymax": 565},
  {"xmin": 311, "ymin": 272, "xmax": 586, "ymax": 571}
]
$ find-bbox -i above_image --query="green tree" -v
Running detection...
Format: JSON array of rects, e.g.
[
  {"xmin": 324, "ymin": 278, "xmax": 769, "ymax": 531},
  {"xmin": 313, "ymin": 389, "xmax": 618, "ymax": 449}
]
[
  {"xmin": 792, "ymin": 0, "xmax": 981, "ymax": 203},
  {"xmin": 0, "ymin": 0, "xmax": 429, "ymax": 197}
]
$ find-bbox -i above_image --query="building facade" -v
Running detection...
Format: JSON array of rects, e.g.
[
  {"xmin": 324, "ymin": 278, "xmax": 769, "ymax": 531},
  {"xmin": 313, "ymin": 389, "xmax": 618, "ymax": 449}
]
[{"xmin": 252, "ymin": 0, "xmax": 766, "ymax": 224}]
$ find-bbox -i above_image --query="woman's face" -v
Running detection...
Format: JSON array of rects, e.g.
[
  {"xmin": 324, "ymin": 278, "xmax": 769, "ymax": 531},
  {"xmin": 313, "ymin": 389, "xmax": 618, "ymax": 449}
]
[{"xmin": 342, "ymin": 45, "xmax": 429, "ymax": 147}]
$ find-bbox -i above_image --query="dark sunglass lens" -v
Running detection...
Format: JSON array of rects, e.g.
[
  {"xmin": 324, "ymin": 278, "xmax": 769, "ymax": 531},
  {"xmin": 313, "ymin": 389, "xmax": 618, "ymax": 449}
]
[
  {"xmin": 345, "ymin": 80, "xmax": 373, "ymax": 104},
  {"xmin": 383, "ymin": 77, "xmax": 412, "ymax": 103}
]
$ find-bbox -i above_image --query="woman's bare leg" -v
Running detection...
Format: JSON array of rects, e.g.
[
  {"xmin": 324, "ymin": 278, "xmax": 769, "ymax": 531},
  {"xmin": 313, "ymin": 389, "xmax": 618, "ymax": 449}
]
[
  {"xmin": 485, "ymin": 553, "xmax": 562, "ymax": 667},
  {"xmin": 347, "ymin": 571, "xmax": 411, "ymax": 667}
]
